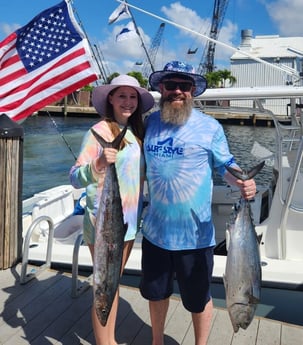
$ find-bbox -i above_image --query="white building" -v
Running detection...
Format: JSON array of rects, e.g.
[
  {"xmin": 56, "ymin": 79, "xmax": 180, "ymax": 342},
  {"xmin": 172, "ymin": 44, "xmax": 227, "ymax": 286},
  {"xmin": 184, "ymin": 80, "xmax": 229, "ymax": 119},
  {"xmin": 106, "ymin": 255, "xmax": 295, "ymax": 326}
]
[{"xmin": 229, "ymin": 30, "xmax": 303, "ymax": 116}]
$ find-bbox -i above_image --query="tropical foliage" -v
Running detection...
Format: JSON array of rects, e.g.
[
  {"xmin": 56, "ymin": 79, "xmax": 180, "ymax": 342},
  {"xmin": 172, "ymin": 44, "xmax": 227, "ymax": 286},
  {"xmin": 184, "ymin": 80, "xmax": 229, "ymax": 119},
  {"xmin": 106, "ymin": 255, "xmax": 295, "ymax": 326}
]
[{"xmin": 205, "ymin": 69, "xmax": 236, "ymax": 88}]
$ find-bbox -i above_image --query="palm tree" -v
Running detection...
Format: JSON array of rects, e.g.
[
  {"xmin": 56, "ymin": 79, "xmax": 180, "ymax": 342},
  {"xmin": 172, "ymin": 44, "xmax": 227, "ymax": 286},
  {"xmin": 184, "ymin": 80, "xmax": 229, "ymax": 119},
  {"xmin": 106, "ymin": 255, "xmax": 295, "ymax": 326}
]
[
  {"xmin": 205, "ymin": 71, "xmax": 221, "ymax": 88},
  {"xmin": 204, "ymin": 69, "xmax": 236, "ymax": 88},
  {"xmin": 217, "ymin": 69, "xmax": 236, "ymax": 87}
]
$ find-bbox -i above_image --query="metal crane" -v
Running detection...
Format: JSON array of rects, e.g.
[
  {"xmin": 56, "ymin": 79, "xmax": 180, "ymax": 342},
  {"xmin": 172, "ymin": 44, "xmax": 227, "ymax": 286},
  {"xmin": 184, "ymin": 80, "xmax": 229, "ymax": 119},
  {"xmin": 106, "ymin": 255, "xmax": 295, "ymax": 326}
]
[
  {"xmin": 197, "ymin": 0, "xmax": 229, "ymax": 75},
  {"xmin": 142, "ymin": 23, "xmax": 165, "ymax": 79}
]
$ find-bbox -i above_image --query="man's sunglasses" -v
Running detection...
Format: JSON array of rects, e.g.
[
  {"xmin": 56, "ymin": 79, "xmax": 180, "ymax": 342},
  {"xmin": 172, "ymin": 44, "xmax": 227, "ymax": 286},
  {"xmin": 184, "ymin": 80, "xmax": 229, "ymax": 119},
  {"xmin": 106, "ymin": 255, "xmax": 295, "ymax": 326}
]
[{"xmin": 162, "ymin": 80, "xmax": 193, "ymax": 92}]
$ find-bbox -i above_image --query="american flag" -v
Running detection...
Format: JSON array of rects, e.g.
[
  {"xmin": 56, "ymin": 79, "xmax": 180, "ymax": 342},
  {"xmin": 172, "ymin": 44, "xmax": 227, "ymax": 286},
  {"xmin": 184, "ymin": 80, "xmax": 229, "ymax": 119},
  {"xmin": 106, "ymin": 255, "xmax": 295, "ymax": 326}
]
[{"xmin": 0, "ymin": 0, "xmax": 98, "ymax": 122}]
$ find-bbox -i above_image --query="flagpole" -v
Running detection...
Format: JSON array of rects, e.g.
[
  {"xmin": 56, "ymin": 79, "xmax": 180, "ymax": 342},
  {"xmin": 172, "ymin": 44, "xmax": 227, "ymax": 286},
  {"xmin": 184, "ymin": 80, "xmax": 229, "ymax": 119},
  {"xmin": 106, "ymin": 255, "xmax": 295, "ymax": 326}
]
[
  {"xmin": 124, "ymin": 0, "xmax": 155, "ymax": 73},
  {"xmin": 70, "ymin": 2, "xmax": 103, "ymax": 84}
]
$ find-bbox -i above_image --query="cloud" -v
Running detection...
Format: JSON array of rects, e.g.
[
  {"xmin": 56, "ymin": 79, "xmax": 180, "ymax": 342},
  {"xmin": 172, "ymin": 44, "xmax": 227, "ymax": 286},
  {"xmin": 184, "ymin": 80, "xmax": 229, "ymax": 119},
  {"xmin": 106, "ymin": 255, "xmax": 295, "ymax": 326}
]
[
  {"xmin": 216, "ymin": 20, "xmax": 238, "ymax": 60},
  {"xmin": 160, "ymin": 2, "xmax": 238, "ymax": 69},
  {"xmin": 94, "ymin": 2, "xmax": 239, "ymax": 75},
  {"xmin": 0, "ymin": 23, "xmax": 20, "ymax": 37},
  {"xmin": 265, "ymin": 0, "xmax": 303, "ymax": 36},
  {"xmin": 161, "ymin": 2, "xmax": 210, "ymax": 38}
]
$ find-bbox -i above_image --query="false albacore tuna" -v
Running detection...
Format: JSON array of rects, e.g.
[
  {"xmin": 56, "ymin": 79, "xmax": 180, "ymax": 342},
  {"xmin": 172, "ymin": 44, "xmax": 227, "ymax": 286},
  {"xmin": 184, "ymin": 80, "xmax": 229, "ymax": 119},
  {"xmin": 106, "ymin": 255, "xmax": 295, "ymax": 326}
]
[
  {"xmin": 91, "ymin": 125, "xmax": 128, "ymax": 326},
  {"xmin": 223, "ymin": 161, "xmax": 264, "ymax": 333}
]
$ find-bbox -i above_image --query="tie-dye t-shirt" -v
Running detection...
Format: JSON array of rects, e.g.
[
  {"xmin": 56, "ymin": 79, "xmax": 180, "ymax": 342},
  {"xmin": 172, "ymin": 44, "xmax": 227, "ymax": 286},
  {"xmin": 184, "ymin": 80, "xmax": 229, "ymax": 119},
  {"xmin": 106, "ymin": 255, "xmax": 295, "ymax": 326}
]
[
  {"xmin": 142, "ymin": 109, "xmax": 236, "ymax": 250},
  {"xmin": 69, "ymin": 120, "xmax": 145, "ymax": 245}
]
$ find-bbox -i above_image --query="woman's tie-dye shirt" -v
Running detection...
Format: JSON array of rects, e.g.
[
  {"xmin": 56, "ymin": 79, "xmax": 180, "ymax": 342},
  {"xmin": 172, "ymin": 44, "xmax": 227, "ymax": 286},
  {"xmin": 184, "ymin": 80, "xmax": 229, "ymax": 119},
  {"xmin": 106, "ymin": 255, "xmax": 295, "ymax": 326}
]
[
  {"xmin": 142, "ymin": 109, "xmax": 236, "ymax": 250},
  {"xmin": 69, "ymin": 120, "xmax": 145, "ymax": 245}
]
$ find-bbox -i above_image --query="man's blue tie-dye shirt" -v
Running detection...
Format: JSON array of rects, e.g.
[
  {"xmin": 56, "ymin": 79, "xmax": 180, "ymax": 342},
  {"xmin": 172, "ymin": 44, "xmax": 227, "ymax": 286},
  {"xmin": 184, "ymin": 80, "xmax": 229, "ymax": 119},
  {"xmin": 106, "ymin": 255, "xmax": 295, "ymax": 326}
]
[{"xmin": 142, "ymin": 108, "xmax": 236, "ymax": 250}]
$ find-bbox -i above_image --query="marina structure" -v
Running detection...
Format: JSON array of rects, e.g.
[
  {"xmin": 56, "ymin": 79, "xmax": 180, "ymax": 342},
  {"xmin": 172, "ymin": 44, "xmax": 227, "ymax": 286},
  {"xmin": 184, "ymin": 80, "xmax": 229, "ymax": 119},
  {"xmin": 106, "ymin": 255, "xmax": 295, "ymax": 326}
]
[{"xmin": 230, "ymin": 29, "xmax": 303, "ymax": 116}]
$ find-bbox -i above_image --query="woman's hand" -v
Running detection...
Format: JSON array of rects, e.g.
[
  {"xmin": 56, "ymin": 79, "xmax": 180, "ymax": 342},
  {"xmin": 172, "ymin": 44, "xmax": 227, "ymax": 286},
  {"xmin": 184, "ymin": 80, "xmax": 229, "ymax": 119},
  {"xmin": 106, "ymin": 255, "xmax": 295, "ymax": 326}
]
[{"xmin": 94, "ymin": 148, "xmax": 118, "ymax": 171}]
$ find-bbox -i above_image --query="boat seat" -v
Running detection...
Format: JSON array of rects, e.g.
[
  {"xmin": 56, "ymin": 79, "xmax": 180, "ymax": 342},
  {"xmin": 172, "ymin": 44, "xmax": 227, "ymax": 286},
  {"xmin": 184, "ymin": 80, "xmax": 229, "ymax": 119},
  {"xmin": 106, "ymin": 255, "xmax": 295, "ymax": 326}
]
[{"xmin": 53, "ymin": 214, "xmax": 83, "ymax": 244}]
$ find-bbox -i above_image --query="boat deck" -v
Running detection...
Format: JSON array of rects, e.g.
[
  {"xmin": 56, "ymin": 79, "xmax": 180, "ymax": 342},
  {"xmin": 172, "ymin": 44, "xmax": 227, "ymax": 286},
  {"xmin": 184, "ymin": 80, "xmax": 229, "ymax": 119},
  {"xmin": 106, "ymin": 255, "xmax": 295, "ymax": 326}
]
[{"xmin": 1, "ymin": 264, "xmax": 302, "ymax": 345}]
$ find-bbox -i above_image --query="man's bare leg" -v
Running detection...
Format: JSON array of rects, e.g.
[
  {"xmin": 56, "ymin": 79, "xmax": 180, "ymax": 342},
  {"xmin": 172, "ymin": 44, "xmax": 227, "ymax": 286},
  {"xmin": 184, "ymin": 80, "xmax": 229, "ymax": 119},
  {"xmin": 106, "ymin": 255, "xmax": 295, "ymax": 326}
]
[{"xmin": 149, "ymin": 298, "xmax": 169, "ymax": 345}]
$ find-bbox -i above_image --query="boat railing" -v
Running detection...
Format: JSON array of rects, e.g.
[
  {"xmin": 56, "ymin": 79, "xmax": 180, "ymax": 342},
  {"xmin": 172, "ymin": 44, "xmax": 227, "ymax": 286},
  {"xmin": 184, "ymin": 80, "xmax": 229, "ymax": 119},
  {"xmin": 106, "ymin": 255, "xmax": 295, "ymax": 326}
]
[
  {"xmin": 71, "ymin": 233, "xmax": 91, "ymax": 298},
  {"xmin": 20, "ymin": 216, "xmax": 54, "ymax": 284},
  {"xmin": 267, "ymin": 100, "xmax": 303, "ymax": 259}
]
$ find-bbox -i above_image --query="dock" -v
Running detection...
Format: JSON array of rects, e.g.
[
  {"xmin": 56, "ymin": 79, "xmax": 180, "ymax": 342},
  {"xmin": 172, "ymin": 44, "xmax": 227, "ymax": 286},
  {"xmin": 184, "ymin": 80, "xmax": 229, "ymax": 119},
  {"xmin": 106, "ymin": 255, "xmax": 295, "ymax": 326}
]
[
  {"xmin": 0, "ymin": 264, "xmax": 302, "ymax": 344},
  {"xmin": 38, "ymin": 105, "xmax": 291, "ymax": 126}
]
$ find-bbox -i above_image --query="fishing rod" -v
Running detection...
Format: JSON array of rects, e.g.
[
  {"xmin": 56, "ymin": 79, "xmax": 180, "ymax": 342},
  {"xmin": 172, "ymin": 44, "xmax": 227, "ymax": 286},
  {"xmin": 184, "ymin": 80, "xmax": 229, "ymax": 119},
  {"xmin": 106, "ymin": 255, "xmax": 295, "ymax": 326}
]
[{"xmin": 46, "ymin": 111, "xmax": 78, "ymax": 161}]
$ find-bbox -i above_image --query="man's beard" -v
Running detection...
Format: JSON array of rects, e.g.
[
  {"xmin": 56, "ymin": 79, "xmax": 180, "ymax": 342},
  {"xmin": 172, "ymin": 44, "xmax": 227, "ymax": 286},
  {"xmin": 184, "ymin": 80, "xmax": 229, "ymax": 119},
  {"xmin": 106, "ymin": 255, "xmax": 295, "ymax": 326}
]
[{"xmin": 160, "ymin": 95, "xmax": 193, "ymax": 125}]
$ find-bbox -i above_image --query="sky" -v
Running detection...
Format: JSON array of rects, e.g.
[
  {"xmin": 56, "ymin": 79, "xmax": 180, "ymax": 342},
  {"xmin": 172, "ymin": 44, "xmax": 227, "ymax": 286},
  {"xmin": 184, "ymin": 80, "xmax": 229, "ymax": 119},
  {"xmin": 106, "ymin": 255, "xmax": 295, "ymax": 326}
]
[{"xmin": 1, "ymin": 0, "xmax": 303, "ymax": 79}]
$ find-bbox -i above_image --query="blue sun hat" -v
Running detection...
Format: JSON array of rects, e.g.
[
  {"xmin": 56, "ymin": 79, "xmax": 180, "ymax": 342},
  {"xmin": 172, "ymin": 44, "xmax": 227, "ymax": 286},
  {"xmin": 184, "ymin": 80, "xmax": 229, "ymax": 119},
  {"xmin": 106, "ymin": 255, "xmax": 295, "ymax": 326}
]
[{"xmin": 149, "ymin": 61, "xmax": 208, "ymax": 97}]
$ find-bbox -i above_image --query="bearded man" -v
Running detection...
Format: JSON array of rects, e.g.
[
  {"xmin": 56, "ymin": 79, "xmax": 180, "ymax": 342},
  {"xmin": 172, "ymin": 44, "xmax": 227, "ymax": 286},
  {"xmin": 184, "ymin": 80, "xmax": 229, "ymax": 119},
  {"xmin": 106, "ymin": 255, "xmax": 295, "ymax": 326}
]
[{"xmin": 140, "ymin": 61, "xmax": 257, "ymax": 345}]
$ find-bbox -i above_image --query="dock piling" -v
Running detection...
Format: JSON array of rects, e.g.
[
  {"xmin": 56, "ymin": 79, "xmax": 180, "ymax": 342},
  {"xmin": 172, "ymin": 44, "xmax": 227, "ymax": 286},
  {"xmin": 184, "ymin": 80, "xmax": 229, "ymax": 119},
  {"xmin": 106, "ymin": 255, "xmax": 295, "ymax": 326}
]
[{"xmin": 0, "ymin": 114, "xmax": 24, "ymax": 269}]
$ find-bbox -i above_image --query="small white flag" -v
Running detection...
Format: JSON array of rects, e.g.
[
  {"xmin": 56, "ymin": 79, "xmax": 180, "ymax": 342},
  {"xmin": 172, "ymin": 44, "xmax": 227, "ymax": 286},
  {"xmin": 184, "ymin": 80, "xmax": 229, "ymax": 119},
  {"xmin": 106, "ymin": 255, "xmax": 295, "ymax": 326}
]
[
  {"xmin": 108, "ymin": 3, "xmax": 131, "ymax": 25},
  {"xmin": 251, "ymin": 141, "xmax": 274, "ymax": 166},
  {"xmin": 116, "ymin": 21, "xmax": 137, "ymax": 42}
]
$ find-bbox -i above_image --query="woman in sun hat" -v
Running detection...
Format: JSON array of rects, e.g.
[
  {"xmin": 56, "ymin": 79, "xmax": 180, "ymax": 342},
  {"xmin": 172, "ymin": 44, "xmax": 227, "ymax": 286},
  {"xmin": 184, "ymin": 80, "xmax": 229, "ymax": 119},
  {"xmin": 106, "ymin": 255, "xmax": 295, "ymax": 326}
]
[{"xmin": 69, "ymin": 74, "xmax": 154, "ymax": 345}]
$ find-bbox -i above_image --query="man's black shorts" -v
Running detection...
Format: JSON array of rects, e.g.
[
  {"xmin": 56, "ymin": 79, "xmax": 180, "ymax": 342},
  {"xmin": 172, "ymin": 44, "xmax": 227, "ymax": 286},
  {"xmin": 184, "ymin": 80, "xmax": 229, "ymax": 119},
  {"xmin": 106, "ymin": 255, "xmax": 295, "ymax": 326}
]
[{"xmin": 139, "ymin": 238, "xmax": 214, "ymax": 313}]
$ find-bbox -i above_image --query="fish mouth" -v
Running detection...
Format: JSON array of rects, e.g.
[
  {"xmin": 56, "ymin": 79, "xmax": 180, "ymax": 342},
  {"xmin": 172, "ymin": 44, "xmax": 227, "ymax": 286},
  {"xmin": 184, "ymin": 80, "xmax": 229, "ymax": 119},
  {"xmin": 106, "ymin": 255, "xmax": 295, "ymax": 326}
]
[
  {"xmin": 228, "ymin": 303, "xmax": 257, "ymax": 332},
  {"xmin": 95, "ymin": 293, "xmax": 110, "ymax": 326},
  {"xmin": 96, "ymin": 306, "xmax": 109, "ymax": 326}
]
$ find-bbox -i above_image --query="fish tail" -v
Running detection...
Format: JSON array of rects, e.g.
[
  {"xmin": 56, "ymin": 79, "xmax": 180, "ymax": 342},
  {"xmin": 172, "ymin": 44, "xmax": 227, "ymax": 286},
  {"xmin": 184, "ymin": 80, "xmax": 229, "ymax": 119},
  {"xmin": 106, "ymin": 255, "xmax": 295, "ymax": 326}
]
[
  {"xmin": 246, "ymin": 161, "xmax": 265, "ymax": 179},
  {"xmin": 91, "ymin": 125, "xmax": 128, "ymax": 149},
  {"xmin": 225, "ymin": 161, "xmax": 265, "ymax": 181}
]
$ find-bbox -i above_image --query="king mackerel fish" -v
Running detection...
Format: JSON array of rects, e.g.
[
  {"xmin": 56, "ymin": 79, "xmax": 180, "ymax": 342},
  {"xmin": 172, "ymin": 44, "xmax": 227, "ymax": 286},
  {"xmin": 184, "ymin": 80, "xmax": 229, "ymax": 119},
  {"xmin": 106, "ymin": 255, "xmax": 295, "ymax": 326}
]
[
  {"xmin": 91, "ymin": 125, "xmax": 128, "ymax": 326},
  {"xmin": 223, "ymin": 161, "xmax": 264, "ymax": 333}
]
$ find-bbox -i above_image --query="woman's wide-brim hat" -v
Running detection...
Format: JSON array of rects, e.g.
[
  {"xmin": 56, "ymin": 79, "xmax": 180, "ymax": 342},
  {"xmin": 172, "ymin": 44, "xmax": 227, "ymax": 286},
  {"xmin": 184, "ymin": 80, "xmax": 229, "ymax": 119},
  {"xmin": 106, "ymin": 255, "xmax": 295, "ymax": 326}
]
[
  {"xmin": 92, "ymin": 75, "xmax": 155, "ymax": 115},
  {"xmin": 149, "ymin": 61, "xmax": 208, "ymax": 97}
]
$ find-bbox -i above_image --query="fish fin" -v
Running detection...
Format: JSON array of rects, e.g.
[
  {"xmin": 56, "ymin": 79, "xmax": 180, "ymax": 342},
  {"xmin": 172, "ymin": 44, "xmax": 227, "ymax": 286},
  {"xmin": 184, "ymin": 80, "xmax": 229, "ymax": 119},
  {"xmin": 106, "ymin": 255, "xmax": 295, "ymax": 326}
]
[
  {"xmin": 124, "ymin": 222, "xmax": 128, "ymax": 236},
  {"xmin": 91, "ymin": 128, "xmax": 111, "ymax": 148},
  {"xmin": 246, "ymin": 161, "xmax": 265, "ymax": 179},
  {"xmin": 223, "ymin": 274, "xmax": 227, "ymax": 289},
  {"xmin": 225, "ymin": 161, "xmax": 265, "ymax": 181},
  {"xmin": 252, "ymin": 278, "xmax": 261, "ymax": 302},
  {"xmin": 225, "ymin": 229, "xmax": 230, "ymax": 252},
  {"xmin": 257, "ymin": 233, "xmax": 263, "ymax": 244},
  {"xmin": 91, "ymin": 125, "xmax": 128, "ymax": 150},
  {"xmin": 225, "ymin": 165, "xmax": 244, "ymax": 180},
  {"xmin": 248, "ymin": 294, "xmax": 260, "ymax": 304},
  {"xmin": 190, "ymin": 208, "xmax": 201, "ymax": 228},
  {"xmin": 112, "ymin": 125, "xmax": 128, "ymax": 149},
  {"xmin": 231, "ymin": 320, "xmax": 240, "ymax": 333}
]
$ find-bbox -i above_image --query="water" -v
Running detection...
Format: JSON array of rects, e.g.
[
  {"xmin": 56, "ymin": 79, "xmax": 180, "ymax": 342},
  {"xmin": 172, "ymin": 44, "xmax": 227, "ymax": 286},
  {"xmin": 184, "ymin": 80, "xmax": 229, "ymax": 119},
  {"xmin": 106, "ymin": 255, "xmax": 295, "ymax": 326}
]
[
  {"xmin": 22, "ymin": 115, "xmax": 276, "ymax": 199},
  {"xmin": 22, "ymin": 115, "xmax": 98, "ymax": 199},
  {"xmin": 219, "ymin": 124, "xmax": 276, "ymax": 186}
]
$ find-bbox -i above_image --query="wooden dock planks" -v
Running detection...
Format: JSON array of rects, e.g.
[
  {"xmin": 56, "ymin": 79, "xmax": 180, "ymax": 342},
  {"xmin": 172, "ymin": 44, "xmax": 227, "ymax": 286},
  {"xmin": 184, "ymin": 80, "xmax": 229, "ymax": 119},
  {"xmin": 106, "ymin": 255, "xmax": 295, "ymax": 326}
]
[{"xmin": 0, "ymin": 264, "xmax": 302, "ymax": 344}]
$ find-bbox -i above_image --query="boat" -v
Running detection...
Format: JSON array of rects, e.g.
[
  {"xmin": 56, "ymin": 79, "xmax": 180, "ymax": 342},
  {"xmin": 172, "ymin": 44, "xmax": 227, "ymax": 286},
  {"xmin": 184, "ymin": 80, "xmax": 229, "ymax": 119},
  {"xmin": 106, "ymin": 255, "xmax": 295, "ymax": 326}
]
[{"xmin": 21, "ymin": 85, "xmax": 303, "ymax": 295}]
